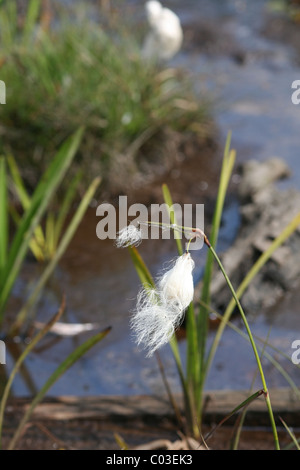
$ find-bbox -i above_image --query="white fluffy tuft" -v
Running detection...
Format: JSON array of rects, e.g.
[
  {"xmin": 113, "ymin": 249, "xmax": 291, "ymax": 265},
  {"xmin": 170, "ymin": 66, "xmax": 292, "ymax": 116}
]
[
  {"xmin": 158, "ymin": 252, "xmax": 195, "ymax": 314},
  {"xmin": 145, "ymin": 1, "xmax": 163, "ymax": 23},
  {"xmin": 131, "ymin": 287, "xmax": 174, "ymax": 357},
  {"xmin": 116, "ymin": 224, "xmax": 142, "ymax": 248},
  {"xmin": 130, "ymin": 253, "xmax": 194, "ymax": 356}
]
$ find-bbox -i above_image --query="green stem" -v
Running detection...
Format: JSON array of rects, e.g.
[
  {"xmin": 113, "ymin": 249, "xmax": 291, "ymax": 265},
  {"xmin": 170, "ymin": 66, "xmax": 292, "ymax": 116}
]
[
  {"xmin": 209, "ymin": 245, "xmax": 280, "ymax": 450},
  {"xmin": 169, "ymin": 336, "xmax": 197, "ymax": 437}
]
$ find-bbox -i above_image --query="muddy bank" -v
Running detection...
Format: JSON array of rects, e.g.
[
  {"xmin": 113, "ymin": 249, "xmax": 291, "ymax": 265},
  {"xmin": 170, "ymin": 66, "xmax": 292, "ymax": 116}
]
[
  {"xmin": 2, "ymin": 388, "xmax": 298, "ymax": 450},
  {"xmin": 203, "ymin": 158, "xmax": 300, "ymax": 315},
  {"xmin": 262, "ymin": 11, "xmax": 300, "ymax": 64},
  {"xmin": 104, "ymin": 131, "xmax": 218, "ymax": 203}
]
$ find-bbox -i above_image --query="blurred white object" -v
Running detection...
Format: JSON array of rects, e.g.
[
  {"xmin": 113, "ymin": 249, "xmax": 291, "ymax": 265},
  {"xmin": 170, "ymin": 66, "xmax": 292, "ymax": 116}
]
[
  {"xmin": 143, "ymin": 1, "xmax": 183, "ymax": 61},
  {"xmin": 34, "ymin": 321, "xmax": 99, "ymax": 337}
]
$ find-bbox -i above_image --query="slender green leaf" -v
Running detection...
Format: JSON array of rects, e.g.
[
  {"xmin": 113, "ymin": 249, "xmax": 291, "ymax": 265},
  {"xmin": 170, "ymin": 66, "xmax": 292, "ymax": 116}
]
[
  {"xmin": 8, "ymin": 327, "xmax": 111, "ymax": 450},
  {"xmin": 10, "ymin": 176, "xmax": 101, "ymax": 334},
  {"xmin": 7, "ymin": 154, "xmax": 31, "ymax": 209},
  {"xmin": 199, "ymin": 137, "xmax": 235, "ymax": 323},
  {"xmin": 24, "ymin": 0, "xmax": 41, "ymax": 42},
  {"xmin": 0, "ymin": 127, "xmax": 84, "ymax": 320},
  {"xmin": 280, "ymin": 417, "xmax": 300, "ymax": 450},
  {"xmin": 203, "ymin": 303, "xmax": 300, "ymax": 399},
  {"xmin": 1, "ymin": 1, "xmax": 17, "ymax": 47},
  {"xmin": 155, "ymin": 351, "xmax": 183, "ymax": 429},
  {"xmin": 7, "ymin": 153, "xmax": 47, "ymax": 260},
  {"xmin": 114, "ymin": 433, "xmax": 129, "ymax": 450},
  {"xmin": 128, "ymin": 246, "xmax": 155, "ymax": 288},
  {"xmin": 45, "ymin": 212, "xmax": 55, "ymax": 259},
  {"xmin": 185, "ymin": 302, "xmax": 198, "ymax": 385},
  {"xmin": 53, "ymin": 170, "xmax": 82, "ymax": 248},
  {"xmin": 231, "ymin": 328, "xmax": 271, "ymax": 450},
  {"xmin": 197, "ymin": 132, "xmax": 236, "ymax": 415},
  {"xmin": 0, "ymin": 297, "xmax": 66, "ymax": 446},
  {"xmin": 204, "ymin": 390, "xmax": 265, "ymax": 443},
  {"xmin": 161, "ymin": 183, "xmax": 192, "ymax": 376},
  {"xmin": 162, "ymin": 183, "xmax": 183, "ymax": 256},
  {"xmin": 162, "ymin": 183, "xmax": 199, "ymax": 434},
  {"xmin": 8, "ymin": 158, "xmax": 82, "ymax": 262},
  {"xmin": 208, "ymin": 244, "xmax": 279, "ymax": 449}
]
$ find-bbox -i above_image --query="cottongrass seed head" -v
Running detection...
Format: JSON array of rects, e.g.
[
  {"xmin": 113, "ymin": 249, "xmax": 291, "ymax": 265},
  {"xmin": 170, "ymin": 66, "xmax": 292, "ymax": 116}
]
[
  {"xmin": 130, "ymin": 287, "xmax": 175, "ymax": 357},
  {"xmin": 158, "ymin": 252, "xmax": 195, "ymax": 316},
  {"xmin": 116, "ymin": 224, "xmax": 142, "ymax": 248},
  {"xmin": 131, "ymin": 253, "xmax": 195, "ymax": 356}
]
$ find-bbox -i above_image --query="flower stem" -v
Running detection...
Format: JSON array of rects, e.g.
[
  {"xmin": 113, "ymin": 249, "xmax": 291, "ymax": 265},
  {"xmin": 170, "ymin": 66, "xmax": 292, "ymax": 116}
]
[
  {"xmin": 209, "ymin": 244, "xmax": 280, "ymax": 450},
  {"xmin": 142, "ymin": 220, "xmax": 280, "ymax": 448}
]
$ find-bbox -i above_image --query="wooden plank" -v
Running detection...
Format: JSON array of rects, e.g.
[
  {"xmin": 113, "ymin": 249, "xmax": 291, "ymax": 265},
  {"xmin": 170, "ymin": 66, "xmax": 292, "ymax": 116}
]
[{"xmin": 6, "ymin": 387, "xmax": 300, "ymax": 427}]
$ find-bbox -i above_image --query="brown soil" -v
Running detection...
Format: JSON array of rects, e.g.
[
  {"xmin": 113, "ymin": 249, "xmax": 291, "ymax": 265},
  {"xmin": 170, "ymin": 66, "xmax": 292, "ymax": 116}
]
[
  {"xmin": 262, "ymin": 13, "xmax": 300, "ymax": 64},
  {"xmin": 1, "ymin": 416, "xmax": 293, "ymax": 451},
  {"xmin": 2, "ymin": 391, "xmax": 299, "ymax": 450}
]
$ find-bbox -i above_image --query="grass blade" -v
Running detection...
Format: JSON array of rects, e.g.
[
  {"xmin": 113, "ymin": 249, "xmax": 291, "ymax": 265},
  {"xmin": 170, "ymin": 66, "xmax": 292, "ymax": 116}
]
[
  {"xmin": 23, "ymin": 0, "xmax": 41, "ymax": 43},
  {"xmin": 45, "ymin": 212, "xmax": 55, "ymax": 259},
  {"xmin": 197, "ymin": 132, "xmax": 236, "ymax": 414},
  {"xmin": 199, "ymin": 137, "xmax": 235, "ymax": 318},
  {"xmin": 0, "ymin": 1, "xmax": 17, "ymax": 48},
  {"xmin": 7, "ymin": 153, "xmax": 46, "ymax": 259},
  {"xmin": 280, "ymin": 417, "xmax": 300, "ymax": 450},
  {"xmin": 204, "ymin": 304, "xmax": 300, "ymax": 399},
  {"xmin": 6, "ymin": 154, "xmax": 31, "ymax": 208},
  {"xmin": 114, "ymin": 433, "xmax": 129, "ymax": 450},
  {"xmin": 155, "ymin": 351, "xmax": 184, "ymax": 429},
  {"xmin": 209, "ymin": 244, "xmax": 280, "ymax": 449},
  {"xmin": 162, "ymin": 183, "xmax": 199, "ymax": 435},
  {"xmin": 0, "ymin": 296, "xmax": 66, "ymax": 446},
  {"xmin": 162, "ymin": 183, "xmax": 183, "ymax": 256},
  {"xmin": 53, "ymin": 170, "xmax": 82, "ymax": 249},
  {"xmin": 204, "ymin": 389, "xmax": 265, "ymax": 444},
  {"xmin": 128, "ymin": 246, "xmax": 154, "ymax": 288},
  {"xmin": 161, "ymin": 184, "xmax": 191, "ymax": 377},
  {"xmin": 9, "ymin": 175, "xmax": 101, "ymax": 334},
  {"xmin": 0, "ymin": 127, "xmax": 84, "ymax": 321},
  {"xmin": 8, "ymin": 326, "xmax": 111, "ymax": 450},
  {"xmin": 231, "ymin": 328, "xmax": 271, "ymax": 450}
]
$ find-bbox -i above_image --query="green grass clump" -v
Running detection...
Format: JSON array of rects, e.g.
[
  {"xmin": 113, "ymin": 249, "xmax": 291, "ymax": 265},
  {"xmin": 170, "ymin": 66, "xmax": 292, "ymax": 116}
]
[{"xmin": 0, "ymin": 1, "xmax": 210, "ymax": 195}]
